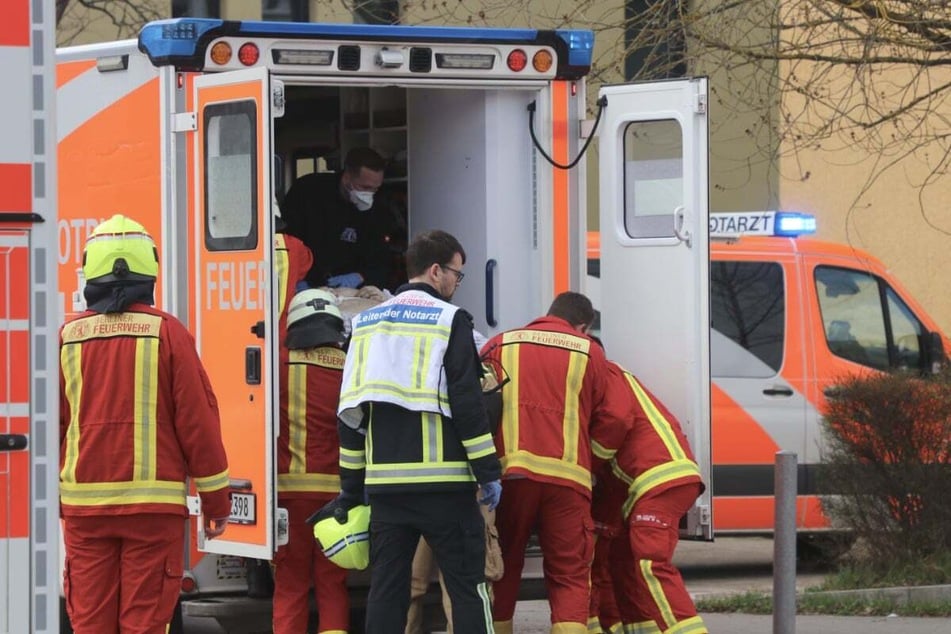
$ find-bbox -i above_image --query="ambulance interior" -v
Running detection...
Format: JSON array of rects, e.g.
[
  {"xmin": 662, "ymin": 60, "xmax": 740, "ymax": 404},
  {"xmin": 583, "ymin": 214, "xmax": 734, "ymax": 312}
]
[{"xmin": 271, "ymin": 83, "xmax": 546, "ymax": 333}]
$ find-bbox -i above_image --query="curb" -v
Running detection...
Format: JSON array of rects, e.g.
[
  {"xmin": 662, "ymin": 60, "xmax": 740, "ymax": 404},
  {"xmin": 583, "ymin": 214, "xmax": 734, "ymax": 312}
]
[{"xmin": 807, "ymin": 584, "xmax": 951, "ymax": 605}]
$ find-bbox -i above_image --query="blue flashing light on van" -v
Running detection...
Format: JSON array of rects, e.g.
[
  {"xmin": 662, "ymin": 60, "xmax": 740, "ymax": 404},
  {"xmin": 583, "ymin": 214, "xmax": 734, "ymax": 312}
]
[{"xmin": 709, "ymin": 210, "xmax": 817, "ymax": 239}]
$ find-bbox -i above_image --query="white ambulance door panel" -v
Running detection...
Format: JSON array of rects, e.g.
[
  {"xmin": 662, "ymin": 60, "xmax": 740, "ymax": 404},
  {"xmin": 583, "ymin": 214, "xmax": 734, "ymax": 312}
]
[
  {"xmin": 408, "ymin": 88, "xmax": 542, "ymax": 336},
  {"xmin": 193, "ymin": 67, "xmax": 275, "ymax": 560},
  {"xmin": 598, "ymin": 79, "xmax": 712, "ymax": 539}
]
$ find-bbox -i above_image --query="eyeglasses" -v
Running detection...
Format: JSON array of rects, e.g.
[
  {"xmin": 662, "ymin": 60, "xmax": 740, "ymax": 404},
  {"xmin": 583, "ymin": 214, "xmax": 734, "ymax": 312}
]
[{"xmin": 440, "ymin": 264, "xmax": 465, "ymax": 283}]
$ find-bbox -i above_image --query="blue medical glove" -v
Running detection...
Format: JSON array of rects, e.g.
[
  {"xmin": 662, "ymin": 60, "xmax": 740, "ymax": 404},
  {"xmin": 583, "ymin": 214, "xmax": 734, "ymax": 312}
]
[
  {"xmin": 479, "ymin": 480, "xmax": 502, "ymax": 511},
  {"xmin": 294, "ymin": 280, "xmax": 310, "ymax": 292},
  {"xmin": 327, "ymin": 272, "xmax": 363, "ymax": 289}
]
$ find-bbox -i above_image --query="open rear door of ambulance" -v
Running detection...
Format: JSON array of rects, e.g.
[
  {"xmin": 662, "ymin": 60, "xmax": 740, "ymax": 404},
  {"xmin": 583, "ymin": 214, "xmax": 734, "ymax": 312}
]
[
  {"xmin": 193, "ymin": 67, "xmax": 277, "ymax": 560},
  {"xmin": 597, "ymin": 78, "xmax": 712, "ymax": 539}
]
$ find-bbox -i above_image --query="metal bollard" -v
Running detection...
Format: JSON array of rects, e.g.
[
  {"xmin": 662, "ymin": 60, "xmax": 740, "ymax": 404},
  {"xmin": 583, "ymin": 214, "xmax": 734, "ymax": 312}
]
[{"xmin": 773, "ymin": 450, "xmax": 797, "ymax": 634}]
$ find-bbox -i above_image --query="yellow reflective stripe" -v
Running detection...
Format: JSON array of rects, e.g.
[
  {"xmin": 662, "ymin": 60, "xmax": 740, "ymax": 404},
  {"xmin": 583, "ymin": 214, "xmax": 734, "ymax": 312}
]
[
  {"xmin": 666, "ymin": 616, "xmax": 707, "ymax": 633},
  {"xmin": 289, "ymin": 347, "xmax": 346, "ymax": 369},
  {"xmin": 341, "ymin": 381, "xmax": 446, "ymax": 405},
  {"xmin": 502, "ymin": 329, "xmax": 590, "ymax": 353},
  {"xmin": 610, "ymin": 458, "xmax": 633, "ymax": 485},
  {"xmin": 60, "ymin": 479, "xmax": 187, "ymax": 506},
  {"xmin": 366, "ymin": 461, "xmax": 475, "ymax": 484},
  {"xmin": 61, "ymin": 312, "xmax": 162, "ymax": 344},
  {"xmin": 339, "ymin": 449, "xmax": 365, "ymax": 470},
  {"xmin": 500, "ymin": 342, "xmax": 520, "ymax": 458},
  {"xmin": 463, "ymin": 433, "xmax": 496, "ymax": 460},
  {"xmin": 413, "ymin": 334, "xmax": 426, "ymax": 389},
  {"xmin": 134, "ymin": 336, "xmax": 160, "ymax": 482},
  {"xmin": 421, "ymin": 412, "xmax": 436, "ymax": 462},
  {"xmin": 354, "ymin": 335, "xmax": 369, "ymax": 388},
  {"xmin": 639, "ymin": 558, "xmax": 676, "ymax": 630},
  {"xmin": 501, "ymin": 451, "xmax": 591, "ymax": 490},
  {"xmin": 288, "ymin": 363, "xmax": 308, "ymax": 474},
  {"xmin": 622, "ymin": 459, "xmax": 701, "ymax": 517},
  {"xmin": 277, "ymin": 472, "xmax": 340, "ymax": 493},
  {"xmin": 274, "ymin": 234, "xmax": 289, "ymax": 315},
  {"xmin": 562, "ymin": 349, "xmax": 587, "ymax": 463},
  {"xmin": 605, "ymin": 622, "xmax": 624, "ymax": 634},
  {"xmin": 352, "ymin": 321, "xmax": 452, "ymax": 339},
  {"xmin": 60, "ymin": 343, "xmax": 83, "ymax": 483},
  {"xmin": 477, "ymin": 581, "xmax": 493, "ymax": 632},
  {"xmin": 194, "ymin": 468, "xmax": 230, "ymax": 492},
  {"xmin": 625, "ymin": 374, "xmax": 686, "ymax": 461},
  {"xmin": 628, "ymin": 621, "xmax": 661, "ymax": 634},
  {"xmin": 591, "ymin": 439, "xmax": 616, "ymax": 460},
  {"xmin": 586, "ymin": 616, "xmax": 601, "ymax": 633}
]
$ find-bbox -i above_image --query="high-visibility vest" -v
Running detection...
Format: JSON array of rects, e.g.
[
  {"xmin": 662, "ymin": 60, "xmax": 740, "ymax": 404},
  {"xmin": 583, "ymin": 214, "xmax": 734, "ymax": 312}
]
[{"xmin": 338, "ymin": 289, "xmax": 457, "ymax": 427}]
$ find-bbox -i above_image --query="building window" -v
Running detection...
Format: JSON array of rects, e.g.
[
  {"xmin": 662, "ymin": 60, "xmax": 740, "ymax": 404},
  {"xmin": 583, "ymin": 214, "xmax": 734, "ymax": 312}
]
[
  {"xmin": 263, "ymin": 0, "xmax": 309, "ymax": 22},
  {"xmin": 624, "ymin": 0, "xmax": 686, "ymax": 81},
  {"xmin": 172, "ymin": 0, "xmax": 221, "ymax": 18}
]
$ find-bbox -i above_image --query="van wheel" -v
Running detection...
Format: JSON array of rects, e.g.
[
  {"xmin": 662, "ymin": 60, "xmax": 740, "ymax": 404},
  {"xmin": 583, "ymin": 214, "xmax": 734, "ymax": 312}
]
[
  {"xmin": 168, "ymin": 599, "xmax": 184, "ymax": 634},
  {"xmin": 797, "ymin": 533, "xmax": 855, "ymax": 567}
]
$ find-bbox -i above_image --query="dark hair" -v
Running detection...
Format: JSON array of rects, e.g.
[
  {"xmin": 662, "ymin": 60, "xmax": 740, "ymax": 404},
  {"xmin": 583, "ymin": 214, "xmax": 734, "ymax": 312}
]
[
  {"xmin": 344, "ymin": 147, "xmax": 386, "ymax": 174},
  {"xmin": 547, "ymin": 291, "xmax": 595, "ymax": 327},
  {"xmin": 405, "ymin": 230, "xmax": 466, "ymax": 278}
]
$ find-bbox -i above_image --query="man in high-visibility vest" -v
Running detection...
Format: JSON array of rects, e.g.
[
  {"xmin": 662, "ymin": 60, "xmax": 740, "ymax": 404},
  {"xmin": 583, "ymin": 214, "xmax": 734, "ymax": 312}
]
[
  {"xmin": 480, "ymin": 292, "xmax": 630, "ymax": 634},
  {"xmin": 322, "ymin": 230, "xmax": 501, "ymax": 634},
  {"xmin": 272, "ymin": 289, "xmax": 350, "ymax": 634},
  {"xmin": 593, "ymin": 362, "xmax": 708, "ymax": 634},
  {"xmin": 59, "ymin": 215, "xmax": 231, "ymax": 634}
]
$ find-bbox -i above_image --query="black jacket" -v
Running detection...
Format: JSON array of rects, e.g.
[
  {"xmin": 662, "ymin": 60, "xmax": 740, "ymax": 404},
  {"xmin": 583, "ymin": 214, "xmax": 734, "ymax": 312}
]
[{"xmin": 338, "ymin": 283, "xmax": 502, "ymax": 498}]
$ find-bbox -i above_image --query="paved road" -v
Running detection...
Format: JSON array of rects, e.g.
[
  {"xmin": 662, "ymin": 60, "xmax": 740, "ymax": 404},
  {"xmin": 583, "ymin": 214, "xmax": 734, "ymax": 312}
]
[{"xmin": 183, "ymin": 536, "xmax": 951, "ymax": 633}]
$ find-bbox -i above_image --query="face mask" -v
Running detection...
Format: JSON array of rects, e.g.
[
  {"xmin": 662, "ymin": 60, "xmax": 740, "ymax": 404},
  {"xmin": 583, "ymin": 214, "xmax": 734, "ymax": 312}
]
[{"xmin": 349, "ymin": 188, "xmax": 374, "ymax": 211}]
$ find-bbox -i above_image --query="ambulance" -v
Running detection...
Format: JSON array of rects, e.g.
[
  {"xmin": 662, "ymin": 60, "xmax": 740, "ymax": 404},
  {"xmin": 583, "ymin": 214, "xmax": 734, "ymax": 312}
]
[
  {"xmin": 590, "ymin": 209, "xmax": 948, "ymax": 555},
  {"xmin": 52, "ymin": 16, "xmax": 711, "ymax": 628},
  {"xmin": 0, "ymin": 1, "xmax": 61, "ymax": 633}
]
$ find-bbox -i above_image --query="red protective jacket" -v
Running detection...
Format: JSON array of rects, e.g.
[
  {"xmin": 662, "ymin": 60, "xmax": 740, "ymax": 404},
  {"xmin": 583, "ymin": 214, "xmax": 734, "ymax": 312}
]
[
  {"xmin": 59, "ymin": 305, "xmax": 230, "ymax": 519},
  {"xmin": 481, "ymin": 316, "xmax": 628, "ymax": 497},
  {"xmin": 605, "ymin": 363, "xmax": 704, "ymax": 518},
  {"xmin": 275, "ymin": 232, "xmax": 314, "ymax": 345},
  {"xmin": 277, "ymin": 346, "xmax": 345, "ymax": 498}
]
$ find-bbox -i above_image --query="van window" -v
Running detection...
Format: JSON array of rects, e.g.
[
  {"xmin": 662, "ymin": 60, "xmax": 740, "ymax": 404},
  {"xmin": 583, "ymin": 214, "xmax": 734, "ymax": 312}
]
[
  {"xmin": 815, "ymin": 266, "xmax": 924, "ymax": 370},
  {"xmin": 622, "ymin": 119, "xmax": 683, "ymax": 238},
  {"xmin": 203, "ymin": 100, "xmax": 258, "ymax": 251},
  {"xmin": 711, "ymin": 261, "xmax": 785, "ymax": 377}
]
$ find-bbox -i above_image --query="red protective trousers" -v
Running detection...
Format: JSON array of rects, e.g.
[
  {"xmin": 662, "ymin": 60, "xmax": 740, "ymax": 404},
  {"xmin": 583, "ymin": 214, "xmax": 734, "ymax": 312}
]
[
  {"xmin": 610, "ymin": 484, "xmax": 708, "ymax": 634},
  {"xmin": 492, "ymin": 479, "xmax": 594, "ymax": 633},
  {"xmin": 272, "ymin": 496, "xmax": 350, "ymax": 634},
  {"xmin": 63, "ymin": 514, "xmax": 185, "ymax": 634},
  {"xmin": 588, "ymin": 532, "xmax": 622, "ymax": 633}
]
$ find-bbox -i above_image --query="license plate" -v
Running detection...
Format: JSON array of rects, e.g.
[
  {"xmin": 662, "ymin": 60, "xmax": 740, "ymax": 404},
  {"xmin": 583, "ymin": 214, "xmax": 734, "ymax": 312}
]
[{"xmin": 229, "ymin": 492, "xmax": 256, "ymax": 525}]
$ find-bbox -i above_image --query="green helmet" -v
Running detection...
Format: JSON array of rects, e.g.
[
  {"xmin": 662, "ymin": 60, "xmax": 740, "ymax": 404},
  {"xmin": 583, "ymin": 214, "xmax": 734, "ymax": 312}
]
[
  {"xmin": 313, "ymin": 504, "xmax": 371, "ymax": 570},
  {"xmin": 82, "ymin": 214, "xmax": 159, "ymax": 283}
]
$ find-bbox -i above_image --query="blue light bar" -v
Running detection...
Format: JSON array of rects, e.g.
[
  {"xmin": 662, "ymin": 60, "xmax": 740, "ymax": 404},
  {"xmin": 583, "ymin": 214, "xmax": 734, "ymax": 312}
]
[
  {"xmin": 138, "ymin": 18, "xmax": 593, "ymax": 77},
  {"xmin": 709, "ymin": 211, "xmax": 817, "ymax": 238},
  {"xmin": 774, "ymin": 212, "xmax": 817, "ymax": 237}
]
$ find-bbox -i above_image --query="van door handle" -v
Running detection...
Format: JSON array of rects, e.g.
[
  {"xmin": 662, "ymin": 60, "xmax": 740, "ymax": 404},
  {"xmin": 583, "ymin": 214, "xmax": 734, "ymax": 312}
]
[
  {"xmin": 763, "ymin": 386, "xmax": 793, "ymax": 397},
  {"xmin": 245, "ymin": 347, "xmax": 262, "ymax": 385},
  {"xmin": 0, "ymin": 434, "xmax": 28, "ymax": 451},
  {"xmin": 485, "ymin": 259, "xmax": 498, "ymax": 328}
]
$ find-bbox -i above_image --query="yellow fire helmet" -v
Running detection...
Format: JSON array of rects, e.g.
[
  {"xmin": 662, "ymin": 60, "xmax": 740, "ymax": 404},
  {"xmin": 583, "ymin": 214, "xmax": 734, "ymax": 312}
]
[
  {"xmin": 82, "ymin": 214, "xmax": 159, "ymax": 283},
  {"xmin": 286, "ymin": 289, "xmax": 343, "ymax": 328},
  {"xmin": 313, "ymin": 504, "xmax": 371, "ymax": 570}
]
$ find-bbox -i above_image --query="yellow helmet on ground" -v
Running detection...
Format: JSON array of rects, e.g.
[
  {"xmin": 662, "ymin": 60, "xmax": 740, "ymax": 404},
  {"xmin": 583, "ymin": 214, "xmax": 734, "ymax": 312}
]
[
  {"xmin": 313, "ymin": 504, "xmax": 371, "ymax": 570},
  {"xmin": 82, "ymin": 215, "xmax": 159, "ymax": 283}
]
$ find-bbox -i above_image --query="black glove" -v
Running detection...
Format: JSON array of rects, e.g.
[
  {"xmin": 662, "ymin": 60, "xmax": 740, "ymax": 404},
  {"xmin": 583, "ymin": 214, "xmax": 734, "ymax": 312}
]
[{"xmin": 305, "ymin": 492, "xmax": 362, "ymax": 526}]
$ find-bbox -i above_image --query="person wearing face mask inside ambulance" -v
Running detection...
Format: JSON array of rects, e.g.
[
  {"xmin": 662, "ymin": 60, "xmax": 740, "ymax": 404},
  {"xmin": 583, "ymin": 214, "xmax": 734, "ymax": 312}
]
[{"xmin": 281, "ymin": 146, "xmax": 404, "ymax": 290}]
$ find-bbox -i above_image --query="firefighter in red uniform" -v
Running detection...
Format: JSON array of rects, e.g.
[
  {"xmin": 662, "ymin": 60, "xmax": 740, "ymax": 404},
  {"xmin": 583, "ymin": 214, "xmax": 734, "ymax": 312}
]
[
  {"xmin": 272, "ymin": 289, "xmax": 351, "ymax": 634},
  {"xmin": 59, "ymin": 215, "xmax": 231, "ymax": 634},
  {"xmin": 274, "ymin": 224, "xmax": 314, "ymax": 345},
  {"xmin": 480, "ymin": 291, "xmax": 629, "ymax": 634},
  {"xmin": 595, "ymin": 362, "xmax": 708, "ymax": 634}
]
